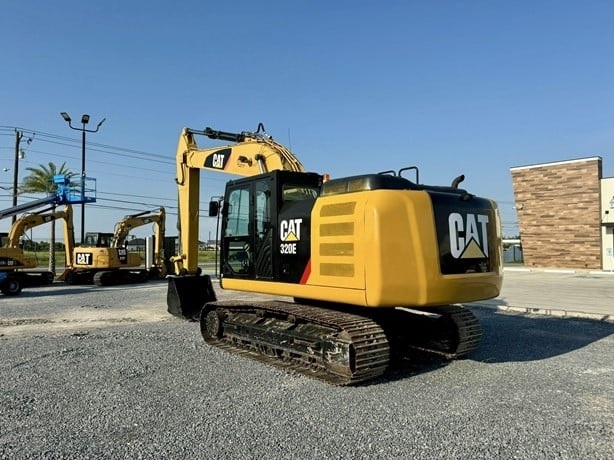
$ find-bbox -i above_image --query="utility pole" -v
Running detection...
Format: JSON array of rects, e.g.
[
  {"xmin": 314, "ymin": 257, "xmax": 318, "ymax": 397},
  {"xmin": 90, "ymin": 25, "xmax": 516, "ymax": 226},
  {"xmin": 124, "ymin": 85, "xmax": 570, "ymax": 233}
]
[
  {"xmin": 11, "ymin": 130, "xmax": 32, "ymax": 224},
  {"xmin": 12, "ymin": 130, "xmax": 23, "ymax": 224}
]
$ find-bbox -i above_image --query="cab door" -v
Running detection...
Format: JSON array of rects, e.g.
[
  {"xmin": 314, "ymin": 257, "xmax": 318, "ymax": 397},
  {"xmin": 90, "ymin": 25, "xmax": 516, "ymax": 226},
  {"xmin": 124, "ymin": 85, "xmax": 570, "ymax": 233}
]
[
  {"xmin": 222, "ymin": 183, "xmax": 253, "ymax": 277},
  {"xmin": 221, "ymin": 176, "xmax": 275, "ymax": 279},
  {"xmin": 253, "ymin": 179, "xmax": 275, "ymax": 280},
  {"xmin": 220, "ymin": 171, "xmax": 321, "ymax": 282}
]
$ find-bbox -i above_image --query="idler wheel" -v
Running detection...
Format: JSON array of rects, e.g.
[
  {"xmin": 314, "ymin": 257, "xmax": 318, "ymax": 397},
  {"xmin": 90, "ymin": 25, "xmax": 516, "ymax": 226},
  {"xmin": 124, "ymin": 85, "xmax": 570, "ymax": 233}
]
[{"xmin": 204, "ymin": 309, "xmax": 223, "ymax": 339}]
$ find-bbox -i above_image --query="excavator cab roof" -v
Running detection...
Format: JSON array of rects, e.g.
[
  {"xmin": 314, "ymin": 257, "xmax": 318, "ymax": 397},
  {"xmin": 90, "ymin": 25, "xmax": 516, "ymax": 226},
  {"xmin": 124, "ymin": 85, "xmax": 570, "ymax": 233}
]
[
  {"xmin": 83, "ymin": 232, "xmax": 114, "ymax": 248},
  {"xmin": 321, "ymin": 171, "xmax": 469, "ymax": 197},
  {"xmin": 321, "ymin": 173, "xmax": 420, "ymax": 196}
]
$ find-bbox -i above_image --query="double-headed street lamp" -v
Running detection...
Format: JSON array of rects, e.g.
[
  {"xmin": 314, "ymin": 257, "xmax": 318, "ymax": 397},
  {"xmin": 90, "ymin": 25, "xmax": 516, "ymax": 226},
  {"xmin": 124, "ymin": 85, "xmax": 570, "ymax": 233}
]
[{"xmin": 60, "ymin": 112, "xmax": 106, "ymax": 244}]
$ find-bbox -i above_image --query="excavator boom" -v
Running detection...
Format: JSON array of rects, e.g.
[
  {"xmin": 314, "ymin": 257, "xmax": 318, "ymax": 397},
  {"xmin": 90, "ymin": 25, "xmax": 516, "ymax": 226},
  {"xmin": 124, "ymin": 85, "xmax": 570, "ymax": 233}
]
[
  {"xmin": 6, "ymin": 206, "xmax": 72, "ymax": 248},
  {"xmin": 174, "ymin": 124, "xmax": 305, "ymax": 274},
  {"xmin": 112, "ymin": 207, "xmax": 165, "ymax": 248},
  {"xmin": 112, "ymin": 207, "xmax": 166, "ymax": 277}
]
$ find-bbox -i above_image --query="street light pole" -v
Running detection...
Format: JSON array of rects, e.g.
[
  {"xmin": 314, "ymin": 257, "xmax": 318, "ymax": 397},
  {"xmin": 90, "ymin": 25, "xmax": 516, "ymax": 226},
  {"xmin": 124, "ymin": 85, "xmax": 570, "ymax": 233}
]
[
  {"xmin": 60, "ymin": 112, "xmax": 106, "ymax": 244},
  {"xmin": 81, "ymin": 127, "xmax": 86, "ymax": 203}
]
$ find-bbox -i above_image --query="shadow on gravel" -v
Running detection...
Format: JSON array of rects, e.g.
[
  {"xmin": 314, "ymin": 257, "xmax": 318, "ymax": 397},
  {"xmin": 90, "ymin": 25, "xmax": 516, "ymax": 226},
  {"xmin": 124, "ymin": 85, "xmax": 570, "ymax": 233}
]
[
  {"xmin": 14, "ymin": 286, "xmax": 99, "ymax": 297},
  {"xmin": 370, "ymin": 357, "xmax": 450, "ymax": 386},
  {"xmin": 360, "ymin": 306, "xmax": 614, "ymax": 386},
  {"xmin": 470, "ymin": 306, "xmax": 614, "ymax": 363},
  {"xmin": 16, "ymin": 280, "xmax": 168, "ymax": 297}
]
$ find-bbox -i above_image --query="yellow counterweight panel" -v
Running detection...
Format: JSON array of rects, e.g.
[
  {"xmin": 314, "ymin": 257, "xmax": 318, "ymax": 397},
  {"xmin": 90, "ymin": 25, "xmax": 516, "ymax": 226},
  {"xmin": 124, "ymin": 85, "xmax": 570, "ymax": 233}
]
[
  {"xmin": 127, "ymin": 253, "xmax": 142, "ymax": 266},
  {"xmin": 362, "ymin": 190, "xmax": 502, "ymax": 306},
  {"xmin": 84, "ymin": 248, "xmax": 115, "ymax": 267},
  {"xmin": 72, "ymin": 248, "xmax": 144, "ymax": 270},
  {"xmin": 363, "ymin": 190, "xmax": 436, "ymax": 306},
  {"xmin": 93, "ymin": 249, "xmax": 110, "ymax": 266}
]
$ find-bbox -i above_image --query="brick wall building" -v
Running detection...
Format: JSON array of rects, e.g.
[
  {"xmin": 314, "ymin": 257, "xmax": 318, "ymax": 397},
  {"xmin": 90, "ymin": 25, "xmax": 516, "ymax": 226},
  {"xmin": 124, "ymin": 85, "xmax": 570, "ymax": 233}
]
[{"xmin": 510, "ymin": 157, "xmax": 602, "ymax": 269}]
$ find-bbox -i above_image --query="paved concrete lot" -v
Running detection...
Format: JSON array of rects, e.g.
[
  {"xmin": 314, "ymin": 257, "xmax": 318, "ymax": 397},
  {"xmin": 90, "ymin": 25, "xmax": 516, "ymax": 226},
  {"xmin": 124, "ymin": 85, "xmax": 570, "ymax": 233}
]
[
  {"xmin": 471, "ymin": 268, "xmax": 614, "ymax": 320},
  {"xmin": 1, "ymin": 275, "xmax": 613, "ymax": 459}
]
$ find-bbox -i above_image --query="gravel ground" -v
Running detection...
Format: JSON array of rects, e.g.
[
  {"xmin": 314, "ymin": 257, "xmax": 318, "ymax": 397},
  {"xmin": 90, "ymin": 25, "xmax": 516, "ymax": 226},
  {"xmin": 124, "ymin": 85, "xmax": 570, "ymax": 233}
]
[{"xmin": 1, "ymin": 281, "xmax": 613, "ymax": 459}]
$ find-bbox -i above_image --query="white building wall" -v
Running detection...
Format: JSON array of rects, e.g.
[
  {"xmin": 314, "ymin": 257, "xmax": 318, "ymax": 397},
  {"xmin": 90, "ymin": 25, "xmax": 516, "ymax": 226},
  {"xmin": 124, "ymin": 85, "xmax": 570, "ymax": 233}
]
[{"xmin": 601, "ymin": 177, "xmax": 614, "ymax": 271}]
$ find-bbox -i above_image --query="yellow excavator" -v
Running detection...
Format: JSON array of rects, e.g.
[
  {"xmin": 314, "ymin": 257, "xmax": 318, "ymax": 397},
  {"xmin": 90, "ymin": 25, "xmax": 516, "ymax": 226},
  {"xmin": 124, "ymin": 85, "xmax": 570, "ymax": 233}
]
[
  {"xmin": 0, "ymin": 205, "xmax": 75, "ymax": 295},
  {"xmin": 0, "ymin": 174, "xmax": 92, "ymax": 296},
  {"xmin": 167, "ymin": 124, "xmax": 503, "ymax": 385},
  {"xmin": 59, "ymin": 207, "xmax": 167, "ymax": 286}
]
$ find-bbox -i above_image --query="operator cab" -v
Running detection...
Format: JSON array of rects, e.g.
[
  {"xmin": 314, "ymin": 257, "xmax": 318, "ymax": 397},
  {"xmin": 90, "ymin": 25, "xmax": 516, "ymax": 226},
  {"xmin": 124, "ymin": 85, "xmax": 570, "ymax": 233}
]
[
  {"xmin": 82, "ymin": 232, "xmax": 114, "ymax": 247},
  {"xmin": 210, "ymin": 170, "xmax": 322, "ymax": 282}
]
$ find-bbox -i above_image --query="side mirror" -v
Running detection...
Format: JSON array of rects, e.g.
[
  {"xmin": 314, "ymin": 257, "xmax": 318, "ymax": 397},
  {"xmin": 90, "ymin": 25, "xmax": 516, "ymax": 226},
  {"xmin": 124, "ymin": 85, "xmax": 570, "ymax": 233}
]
[{"xmin": 208, "ymin": 200, "xmax": 219, "ymax": 217}]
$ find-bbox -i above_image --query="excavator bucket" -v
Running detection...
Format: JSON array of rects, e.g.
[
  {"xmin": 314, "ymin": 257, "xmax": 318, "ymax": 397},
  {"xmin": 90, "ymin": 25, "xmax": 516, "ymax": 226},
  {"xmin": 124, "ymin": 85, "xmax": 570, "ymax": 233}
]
[{"xmin": 167, "ymin": 274, "xmax": 217, "ymax": 319}]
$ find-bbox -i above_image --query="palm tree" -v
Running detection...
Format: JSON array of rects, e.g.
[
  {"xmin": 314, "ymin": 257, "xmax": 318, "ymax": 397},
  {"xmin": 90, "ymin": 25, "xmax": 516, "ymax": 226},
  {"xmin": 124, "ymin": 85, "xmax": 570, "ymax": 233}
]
[{"xmin": 20, "ymin": 162, "xmax": 75, "ymax": 275}]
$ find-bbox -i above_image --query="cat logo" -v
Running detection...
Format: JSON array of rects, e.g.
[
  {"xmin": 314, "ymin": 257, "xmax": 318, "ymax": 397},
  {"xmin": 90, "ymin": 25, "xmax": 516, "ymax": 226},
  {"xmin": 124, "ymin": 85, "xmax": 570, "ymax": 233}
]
[
  {"xmin": 448, "ymin": 213, "xmax": 489, "ymax": 259},
  {"xmin": 75, "ymin": 252, "xmax": 93, "ymax": 265},
  {"xmin": 280, "ymin": 218, "xmax": 302, "ymax": 255},
  {"xmin": 204, "ymin": 148, "xmax": 231, "ymax": 170},
  {"xmin": 211, "ymin": 153, "xmax": 226, "ymax": 169},
  {"xmin": 280, "ymin": 218, "xmax": 303, "ymax": 241}
]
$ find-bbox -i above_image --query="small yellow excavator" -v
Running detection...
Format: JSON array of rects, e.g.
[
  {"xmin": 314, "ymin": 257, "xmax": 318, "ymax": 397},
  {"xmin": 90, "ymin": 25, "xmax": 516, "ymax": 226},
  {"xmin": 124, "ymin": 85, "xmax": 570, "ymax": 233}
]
[
  {"xmin": 0, "ymin": 174, "xmax": 95, "ymax": 296},
  {"xmin": 0, "ymin": 205, "xmax": 75, "ymax": 295},
  {"xmin": 59, "ymin": 207, "xmax": 166, "ymax": 286}
]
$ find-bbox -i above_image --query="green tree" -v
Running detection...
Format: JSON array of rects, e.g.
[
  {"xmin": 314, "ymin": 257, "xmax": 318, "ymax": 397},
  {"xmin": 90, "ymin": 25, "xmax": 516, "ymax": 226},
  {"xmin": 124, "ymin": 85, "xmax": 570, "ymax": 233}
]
[{"xmin": 20, "ymin": 162, "xmax": 75, "ymax": 274}]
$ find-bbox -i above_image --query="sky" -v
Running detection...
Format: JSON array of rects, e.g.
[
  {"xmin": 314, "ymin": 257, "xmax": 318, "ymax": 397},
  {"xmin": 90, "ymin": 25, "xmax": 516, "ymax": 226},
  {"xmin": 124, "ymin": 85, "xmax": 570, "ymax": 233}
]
[{"xmin": 2, "ymin": 1, "xmax": 614, "ymax": 242}]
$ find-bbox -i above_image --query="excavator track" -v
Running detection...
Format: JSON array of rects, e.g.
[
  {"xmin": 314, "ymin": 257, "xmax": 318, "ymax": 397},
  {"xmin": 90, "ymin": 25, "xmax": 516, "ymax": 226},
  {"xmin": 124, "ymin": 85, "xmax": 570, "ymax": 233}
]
[
  {"xmin": 200, "ymin": 300, "xmax": 391, "ymax": 385},
  {"xmin": 389, "ymin": 305, "xmax": 483, "ymax": 359},
  {"xmin": 438, "ymin": 305, "xmax": 483, "ymax": 358},
  {"xmin": 199, "ymin": 301, "xmax": 481, "ymax": 385}
]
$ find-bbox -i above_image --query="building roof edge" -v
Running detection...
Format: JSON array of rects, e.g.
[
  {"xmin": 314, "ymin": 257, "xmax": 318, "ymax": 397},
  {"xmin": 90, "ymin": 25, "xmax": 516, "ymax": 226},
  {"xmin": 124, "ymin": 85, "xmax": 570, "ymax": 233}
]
[{"xmin": 510, "ymin": 156, "xmax": 602, "ymax": 171}]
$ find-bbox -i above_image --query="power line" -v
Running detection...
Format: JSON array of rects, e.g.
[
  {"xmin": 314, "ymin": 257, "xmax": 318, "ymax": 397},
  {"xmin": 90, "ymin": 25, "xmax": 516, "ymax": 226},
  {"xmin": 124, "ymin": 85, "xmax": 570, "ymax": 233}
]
[
  {"xmin": 2, "ymin": 129, "xmax": 229, "ymax": 187},
  {"xmin": 21, "ymin": 147, "xmax": 175, "ymax": 177},
  {"xmin": 0, "ymin": 126, "xmax": 170, "ymax": 161},
  {"xmin": 98, "ymin": 190, "xmax": 176, "ymax": 203}
]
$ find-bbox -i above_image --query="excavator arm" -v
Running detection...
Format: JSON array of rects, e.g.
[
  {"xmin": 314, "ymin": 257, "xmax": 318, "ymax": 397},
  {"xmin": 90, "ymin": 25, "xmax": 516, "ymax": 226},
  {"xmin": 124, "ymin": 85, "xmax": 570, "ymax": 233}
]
[
  {"xmin": 111, "ymin": 207, "xmax": 166, "ymax": 276},
  {"xmin": 6, "ymin": 206, "xmax": 74, "ymax": 248},
  {"xmin": 173, "ymin": 124, "xmax": 305, "ymax": 275},
  {"xmin": 112, "ymin": 208, "xmax": 166, "ymax": 248}
]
